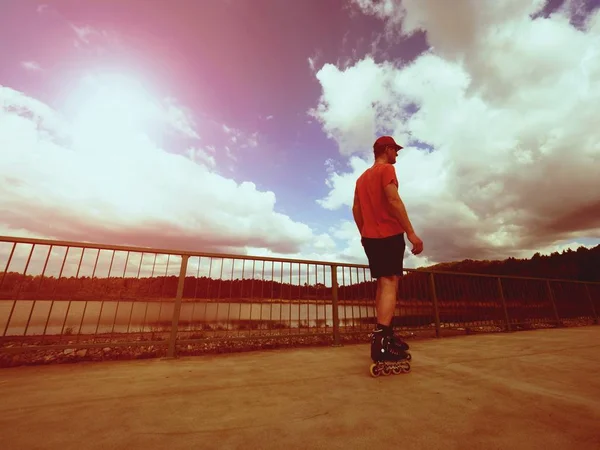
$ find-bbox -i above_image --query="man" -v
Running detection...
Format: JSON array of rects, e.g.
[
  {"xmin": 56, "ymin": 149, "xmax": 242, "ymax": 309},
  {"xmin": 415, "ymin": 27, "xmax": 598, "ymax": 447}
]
[{"xmin": 353, "ymin": 135, "xmax": 424, "ymax": 363}]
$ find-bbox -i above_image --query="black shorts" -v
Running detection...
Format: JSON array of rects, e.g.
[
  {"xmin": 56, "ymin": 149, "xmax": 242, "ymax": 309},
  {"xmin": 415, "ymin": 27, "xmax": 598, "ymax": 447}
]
[{"xmin": 361, "ymin": 233, "xmax": 406, "ymax": 279}]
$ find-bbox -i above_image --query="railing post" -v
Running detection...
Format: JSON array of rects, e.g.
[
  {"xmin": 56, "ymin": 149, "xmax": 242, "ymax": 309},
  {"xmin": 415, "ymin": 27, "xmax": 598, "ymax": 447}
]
[
  {"xmin": 429, "ymin": 273, "xmax": 442, "ymax": 338},
  {"xmin": 167, "ymin": 254, "xmax": 189, "ymax": 359},
  {"xmin": 497, "ymin": 277, "xmax": 512, "ymax": 332},
  {"xmin": 331, "ymin": 264, "xmax": 342, "ymax": 347},
  {"xmin": 584, "ymin": 283, "xmax": 598, "ymax": 325},
  {"xmin": 546, "ymin": 280, "xmax": 562, "ymax": 327}
]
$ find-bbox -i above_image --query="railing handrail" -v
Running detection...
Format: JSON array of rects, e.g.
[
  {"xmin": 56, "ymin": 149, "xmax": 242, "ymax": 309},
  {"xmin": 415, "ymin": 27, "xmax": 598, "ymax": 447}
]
[
  {"xmin": 1, "ymin": 235, "xmax": 598, "ymax": 285},
  {"xmin": 0, "ymin": 235, "xmax": 368, "ymax": 268}
]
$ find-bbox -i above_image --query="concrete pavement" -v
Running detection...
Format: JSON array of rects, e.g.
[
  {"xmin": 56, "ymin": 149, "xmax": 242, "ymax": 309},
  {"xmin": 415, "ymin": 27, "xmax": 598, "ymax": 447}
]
[{"xmin": 1, "ymin": 326, "xmax": 599, "ymax": 450}]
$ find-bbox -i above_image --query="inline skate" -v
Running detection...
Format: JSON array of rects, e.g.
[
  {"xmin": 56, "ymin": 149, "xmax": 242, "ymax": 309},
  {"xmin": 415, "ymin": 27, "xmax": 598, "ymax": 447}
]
[{"xmin": 369, "ymin": 328, "xmax": 411, "ymax": 377}]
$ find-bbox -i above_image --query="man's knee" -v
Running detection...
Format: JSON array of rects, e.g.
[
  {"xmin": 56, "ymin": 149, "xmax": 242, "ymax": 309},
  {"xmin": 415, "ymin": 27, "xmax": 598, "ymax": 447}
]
[{"xmin": 377, "ymin": 275, "xmax": 399, "ymax": 285}]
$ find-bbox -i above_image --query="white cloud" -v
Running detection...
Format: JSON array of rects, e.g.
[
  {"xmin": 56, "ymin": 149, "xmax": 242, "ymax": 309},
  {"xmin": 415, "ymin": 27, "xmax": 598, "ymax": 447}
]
[
  {"xmin": 163, "ymin": 97, "xmax": 199, "ymax": 139},
  {"xmin": 69, "ymin": 23, "xmax": 120, "ymax": 52},
  {"xmin": 21, "ymin": 61, "xmax": 42, "ymax": 71},
  {"xmin": 0, "ymin": 84, "xmax": 325, "ymax": 256},
  {"xmin": 188, "ymin": 147, "xmax": 216, "ymax": 168},
  {"xmin": 311, "ymin": 1, "xmax": 600, "ymax": 264},
  {"xmin": 222, "ymin": 123, "xmax": 259, "ymax": 149},
  {"xmin": 533, "ymin": 240, "xmax": 598, "ymax": 257},
  {"xmin": 70, "ymin": 24, "xmax": 96, "ymax": 44}
]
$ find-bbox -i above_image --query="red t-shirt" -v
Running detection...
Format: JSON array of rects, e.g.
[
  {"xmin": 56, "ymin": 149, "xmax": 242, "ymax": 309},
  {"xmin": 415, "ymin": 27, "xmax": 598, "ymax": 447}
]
[{"xmin": 355, "ymin": 163, "xmax": 405, "ymax": 239}]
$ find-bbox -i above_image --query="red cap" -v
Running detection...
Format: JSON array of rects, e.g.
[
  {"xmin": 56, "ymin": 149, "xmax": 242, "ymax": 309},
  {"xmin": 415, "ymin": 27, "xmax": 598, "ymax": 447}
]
[{"xmin": 373, "ymin": 135, "xmax": 403, "ymax": 151}]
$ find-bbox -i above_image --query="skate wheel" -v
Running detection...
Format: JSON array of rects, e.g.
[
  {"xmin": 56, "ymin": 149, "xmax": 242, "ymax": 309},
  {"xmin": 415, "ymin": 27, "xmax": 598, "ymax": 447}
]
[
  {"xmin": 369, "ymin": 363, "xmax": 381, "ymax": 378},
  {"xmin": 382, "ymin": 365, "xmax": 392, "ymax": 376},
  {"xmin": 400, "ymin": 361, "xmax": 411, "ymax": 373},
  {"xmin": 392, "ymin": 365, "xmax": 402, "ymax": 375}
]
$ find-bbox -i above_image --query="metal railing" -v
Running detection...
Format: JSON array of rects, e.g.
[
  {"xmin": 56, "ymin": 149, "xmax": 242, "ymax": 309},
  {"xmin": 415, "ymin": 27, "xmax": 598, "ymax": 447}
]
[{"xmin": 1, "ymin": 235, "xmax": 598, "ymax": 363}]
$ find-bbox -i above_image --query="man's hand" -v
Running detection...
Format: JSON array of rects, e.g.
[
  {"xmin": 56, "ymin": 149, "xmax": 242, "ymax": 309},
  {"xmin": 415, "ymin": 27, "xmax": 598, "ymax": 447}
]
[{"xmin": 407, "ymin": 232, "xmax": 424, "ymax": 255}]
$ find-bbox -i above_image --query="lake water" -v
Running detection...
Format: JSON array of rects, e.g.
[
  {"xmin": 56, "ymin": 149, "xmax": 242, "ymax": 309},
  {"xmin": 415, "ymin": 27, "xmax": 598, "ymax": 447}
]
[{"xmin": 0, "ymin": 299, "xmax": 407, "ymax": 336}]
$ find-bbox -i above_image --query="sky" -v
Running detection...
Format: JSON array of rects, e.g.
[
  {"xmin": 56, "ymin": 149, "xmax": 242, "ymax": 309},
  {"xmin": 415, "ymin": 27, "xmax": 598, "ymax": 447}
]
[{"xmin": 1, "ymin": 0, "xmax": 599, "ymax": 270}]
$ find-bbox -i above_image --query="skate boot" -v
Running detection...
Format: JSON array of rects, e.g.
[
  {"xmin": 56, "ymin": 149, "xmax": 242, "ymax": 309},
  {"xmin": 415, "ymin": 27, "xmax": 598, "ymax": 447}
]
[
  {"xmin": 368, "ymin": 329, "xmax": 411, "ymax": 377},
  {"xmin": 389, "ymin": 333, "xmax": 410, "ymax": 352}
]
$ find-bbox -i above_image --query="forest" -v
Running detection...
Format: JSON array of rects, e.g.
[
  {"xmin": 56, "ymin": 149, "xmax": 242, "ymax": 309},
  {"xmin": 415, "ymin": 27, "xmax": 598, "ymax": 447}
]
[
  {"xmin": 0, "ymin": 244, "xmax": 597, "ymax": 301},
  {"xmin": 422, "ymin": 245, "xmax": 599, "ymax": 282}
]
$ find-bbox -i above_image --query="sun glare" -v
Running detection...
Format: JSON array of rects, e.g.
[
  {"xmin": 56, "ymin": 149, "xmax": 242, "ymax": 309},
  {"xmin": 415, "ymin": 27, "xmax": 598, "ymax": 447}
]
[{"xmin": 68, "ymin": 72, "xmax": 160, "ymax": 149}]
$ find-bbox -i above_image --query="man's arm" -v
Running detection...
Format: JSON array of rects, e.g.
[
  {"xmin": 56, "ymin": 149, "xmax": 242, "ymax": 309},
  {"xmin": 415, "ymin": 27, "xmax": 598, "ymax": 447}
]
[
  {"xmin": 352, "ymin": 188, "xmax": 364, "ymax": 233},
  {"xmin": 380, "ymin": 165, "xmax": 424, "ymax": 254},
  {"xmin": 383, "ymin": 183, "xmax": 415, "ymax": 235}
]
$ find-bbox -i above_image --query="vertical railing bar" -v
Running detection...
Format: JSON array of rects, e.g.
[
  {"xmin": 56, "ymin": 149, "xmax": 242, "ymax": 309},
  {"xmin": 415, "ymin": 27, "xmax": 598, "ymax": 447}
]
[
  {"xmin": 109, "ymin": 251, "xmax": 129, "ymax": 337},
  {"xmin": 279, "ymin": 262, "xmax": 283, "ymax": 333},
  {"xmin": 60, "ymin": 248, "xmax": 85, "ymax": 339},
  {"xmin": 215, "ymin": 258, "xmax": 224, "ymax": 336},
  {"xmin": 331, "ymin": 264, "xmax": 341, "ymax": 346},
  {"xmin": 546, "ymin": 280, "xmax": 562, "ymax": 326},
  {"xmin": 139, "ymin": 253, "xmax": 156, "ymax": 336},
  {"xmin": 203, "ymin": 258, "xmax": 213, "ymax": 334},
  {"xmin": 36, "ymin": 245, "xmax": 53, "ymax": 291},
  {"xmin": 322, "ymin": 264, "xmax": 326, "ymax": 333},
  {"xmin": 417, "ymin": 272, "xmax": 425, "ymax": 329},
  {"xmin": 42, "ymin": 247, "xmax": 70, "ymax": 341},
  {"xmin": 449, "ymin": 274, "xmax": 458, "ymax": 329},
  {"xmin": 341, "ymin": 267, "xmax": 346, "ymax": 335},
  {"xmin": 259, "ymin": 260, "xmax": 265, "ymax": 336},
  {"xmin": 408, "ymin": 271, "xmax": 416, "ymax": 329},
  {"xmin": 475, "ymin": 275, "xmax": 484, "ymax": 327},
  {"xmin": 65, "ymin": 247, "xmax": 87, "ymax": 339},
  {"xmin": 237, "ymin": 259, "xmax": 245, "ymax": 337},
  {"xmin": 269, "ymin": 261, "xmax": 274, "ymax": 334},
  {"xmin": 0, "ymin": 242, "xmax": 17, "ymax": 290},
  {"xmin": 75, "ymin": 248, "xmax": 101, "ymax": 341},
  {"xmin": 167, "ymin": 254, "xmax": 189, "ymax": 358},
  {"xmin": 126, "ymin": 251, "xmax": 143, "ymax": 335},
  {"xmin": 249, "ymin": 260, "xmax": 256, "ymax": 337},
  {"xmin": 305, "ymin": 263, "xmax": 309, "ymax": 334},
  {"xmin": 455, "ymin": 275, "xmax": 464, "ymax": 330},
  {"xmin": 480, "ymin": 277, "xmax": 489, "ymax": 326},
  {"xmin": 24, "ymin": 245, "xmax": 53, "ymax": 337},
  {"xmin": 154, "ymin": 253, "xmax": 170, "ymax": 336},
  {"xmin": 355, "ymin": 267, "xmax": 363, "ymax": 332},
  {"xmin": 344, "ymin": 267, "xmax": 354, "ymax": 331},
  {"xmin": 94, "ymin": 250, "xmax": 114, "ymax": 336},
  {"xmin": 314, "ymin": 264, "xmax": 318, "ymax": 333},
  {"xmin": 504, "ymin": 279, "xmax": 516, "ymax": 326},
  {"xmin": 59, "ymin": 247, "xmax": 85, "ymax": 339},
  {"xmin": 372, "ymin": 269, "xmax": 377, "ymax": 324},
  {"xmin": 297, "ymin": 263, "xmax": 301, "ymax": 333},
  {"xmin": 226, "ymin": 259, "xmax": 235, "ymax": 336},
  {"xmin": 362, "ymin": 267, "xmax": 370, "ymax": 330},
  {"xmin": 190, "ymin": 257, "xmax": 201, "ymax": 333},
  {"xmin": 3, "ymin": 244, "xmax": 35, "ymax": 338},
  {"xmin": 125, "ymin": 253, "xmax": 144, "ymax": 334},
  {"xmin": 532, "ymin": 279, "xmax": 541, "ymax": 325},
  {"xmin": 289, "ymin": 262, "xmax": 293, "ymax": 335},
  {"xmin": 469, "ymin": 276, "xmax": 479, "ymax": 328},
  {"xmin": 429, "ymin": 272, "xmax": 441, "ymax": 338},
  {"xmin": 497, "ymin": 277, "xmax": 511, "ymax": 332},
  {"xmin": 408, "ymin": 272, "xmax": 415, "ymax": 329}
]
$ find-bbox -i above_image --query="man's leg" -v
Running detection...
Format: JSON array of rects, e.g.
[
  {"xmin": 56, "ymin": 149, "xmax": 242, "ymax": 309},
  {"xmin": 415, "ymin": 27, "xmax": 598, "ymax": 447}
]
[{"xmin": 375, "ymin": 275, "xmax": 398, "ymax": 326}]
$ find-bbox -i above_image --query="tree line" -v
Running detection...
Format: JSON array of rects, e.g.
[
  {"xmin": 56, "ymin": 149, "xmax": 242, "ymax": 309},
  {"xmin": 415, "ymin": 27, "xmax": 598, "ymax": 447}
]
[{"xmin": 422, "ymin": 245, "xmax": 599, "ymax": 282}]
